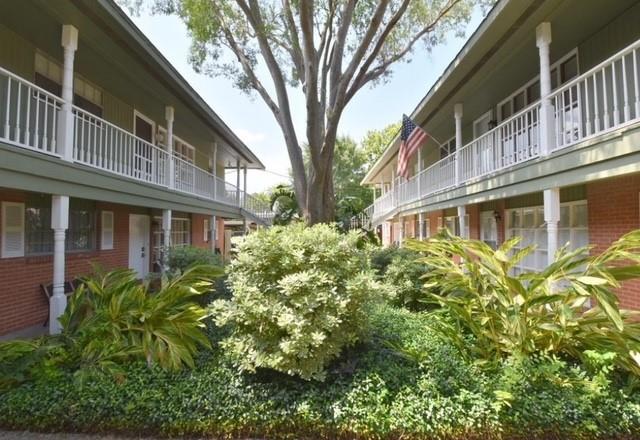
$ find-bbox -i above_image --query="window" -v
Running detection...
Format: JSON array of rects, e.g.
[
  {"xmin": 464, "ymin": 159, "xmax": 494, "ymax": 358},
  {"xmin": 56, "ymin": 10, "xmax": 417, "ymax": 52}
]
[
  {"xmin": 171, "ymin": 218, "xmax": 191, "ymax": 247},
  {"xmin": 1, "ymin": 202, "xmax": 25, "ymax": 258},
  {"xmin": 440, "ymin": 137, "xmax": 456, "ymax": 159},
  {"xmin": 204, "ymin": 218, "xmax": 210, "ymax": 242},
  {"xmin": 443, "ymin": 215, "xmax": 469, "ymax": 237},
  {"xmin": 34, "ymin": 52, "xmax": 103, "ymax": 117},
  {"xmin": 101, "ymin": 211, "xmax": 114, "ymax": 250},
  {"xmin": 174, "ymin": 137, "xmax": 196, "ymax": 163},
  {"xmin": 480, "ymin": 211, "xmax": 498, "ymax": 249},
  {"xmin": 505, "ymin": 201, "xmax": 588, "ymax": 274},
  {"xmin": 22, "ymin": 197, "xmax": 96, "ymax": 255},
  {"xmin": 497, "ymin": 49, "xmax": 578, "ymax": 122}
]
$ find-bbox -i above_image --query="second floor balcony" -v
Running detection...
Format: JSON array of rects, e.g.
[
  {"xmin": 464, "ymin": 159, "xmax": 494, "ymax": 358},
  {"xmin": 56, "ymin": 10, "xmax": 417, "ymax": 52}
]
[
  {"xmin": 0, "ymin": 66, "xmax": 273, "ymax": 224},
  {"xmin": 365, "ymin": 36, "xmax": 640, "ymax": 226}
]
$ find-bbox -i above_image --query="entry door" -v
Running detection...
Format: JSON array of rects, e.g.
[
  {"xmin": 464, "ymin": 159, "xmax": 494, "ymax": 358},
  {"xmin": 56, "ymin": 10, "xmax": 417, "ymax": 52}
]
[
  {"xmin": 128, "ymin": 214, "xmax": 150, "ymax": 278},
  {"xmin": 133, "ymin": 113, "xmax": 154, "ymax": 181},
  {"xmin": 480, "ymin": 211, "xmax": 498, "ymax": 250}
]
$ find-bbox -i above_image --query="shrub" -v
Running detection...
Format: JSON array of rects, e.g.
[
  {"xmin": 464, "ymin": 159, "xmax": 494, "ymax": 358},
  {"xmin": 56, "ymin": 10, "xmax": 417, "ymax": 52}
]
[
  {"xmin": 406, "ymin": 230, "xmax": 640, "ymax": 374},
  {"xmin": 1, "ymin": 304, "xmax": 639, "ymax": 439},
  {"xmin": 370, "ymin": 245, "xmax": 407, "ymax": 275},
  {"xmin": 0, "ymin": 265, "xmax": 221, "ymax": 390},
  {"xmin": 211, "ymin": 223, "xmax": 379, "ymax": 380},
  {"xmin": 383, "ymin": 248, "xmax": 432, "ymax": 311},
  {"xmin": 167, "ymin": 246, "xmax": 222, "ymax": 274}
]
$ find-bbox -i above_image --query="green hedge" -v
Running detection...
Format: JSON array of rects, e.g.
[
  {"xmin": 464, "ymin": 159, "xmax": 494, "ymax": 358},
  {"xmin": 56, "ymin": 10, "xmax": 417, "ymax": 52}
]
[{"xmin": 1, "ymin": 305, "xmax": 639, "ymax": 439}]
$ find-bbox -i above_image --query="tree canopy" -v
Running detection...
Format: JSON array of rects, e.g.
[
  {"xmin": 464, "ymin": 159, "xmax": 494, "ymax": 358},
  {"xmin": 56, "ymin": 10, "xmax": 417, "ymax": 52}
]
[{"xmin": 123, "ymin": 0, "xmax": 487, "ymax": 223}]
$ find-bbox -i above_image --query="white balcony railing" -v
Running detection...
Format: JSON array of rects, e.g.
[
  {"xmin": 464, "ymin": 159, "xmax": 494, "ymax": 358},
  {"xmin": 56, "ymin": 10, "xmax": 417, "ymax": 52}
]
[
  {"xmin": 366, "ymin": 37, "xmax": 640, "ymax": 226},
  {"xmin": 1, "ymin": 66, "xmax": 62, "ymax": 157},
  {"xmin": 74, "ymin": 107, "xmax": 169, "ymax": 187},
  {"xmin": 0, "ymin": 67, "xmax": 271, "ymax": 224}
]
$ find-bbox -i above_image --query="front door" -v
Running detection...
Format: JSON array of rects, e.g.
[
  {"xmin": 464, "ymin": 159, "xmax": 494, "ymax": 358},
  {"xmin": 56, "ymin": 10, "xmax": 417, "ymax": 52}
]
[
  {"xmin": 128, "ymin": 214, "xmax": 150, "ymax": 278},
  {"xmin": 480, "ymin": 211, "xmax": 498, "ymax": 249},
  {"xmin": 133, "ymin": 113, "xmax": 155, "ymax": 181}
]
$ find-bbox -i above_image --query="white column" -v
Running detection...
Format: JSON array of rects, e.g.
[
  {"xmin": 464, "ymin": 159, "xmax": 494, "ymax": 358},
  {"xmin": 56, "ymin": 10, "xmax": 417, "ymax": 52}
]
[
  {"xmin": 211, "ymin": 142, "xmax": 218, "ymax": 199},
  {"xmin": 537, "ymin": 22, "xmax": 555, "ymax": 156},
  {"xmin": 417, "ymin": 146, "xmax": 422, "ymax": 196},
  {"xmin": 457, "ymin": 205, "xmax": 467, "ymax": 238},
  {"xmin": 165, "ymin": 106, "xmax": 175, "ymax": 189},
  {"xmin": 398, "ymin": 217, "xmax": 405, "ymax": 246},
  {"xmin": 57, "ymin": 25, "xmax": 78, "ymax": 162},
  {"xmin": 418, "ymin": 212, "xmax": 425, "ymax": 240},
  {"xmin": 162, "ymin": 209, "xmax": 172, "ymax": 272},
  {"xmin": 210, "ymin": 215, "xmax": 217, "ymax": 252},
  {"xmin": 454, "ymin": 103, "xmax": 463, "ymax": 185},
  {"xmin": 235, "ymin": 159, "xmax": 241, "ymax": 205},
  {"xmin": 50, "ymin": 195, "xmax": 69, "ymax": 334},
  {"xmin": 243, "ymin": 165, "xmax": 248, "ymax": 208},
  {"xmin": 544, "ymin": 188, "xmax": 560, "ymax": 265}
]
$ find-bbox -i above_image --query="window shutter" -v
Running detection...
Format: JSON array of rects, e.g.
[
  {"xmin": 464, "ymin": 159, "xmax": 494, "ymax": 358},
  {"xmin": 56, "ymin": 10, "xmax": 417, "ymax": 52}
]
[
  {"xmin": 101, "ymin": 211, "xmax": 114, "ymax": 250},
  {"xmin": 2, "ymin": 202, "xmax": 25, "ymax": 258}
]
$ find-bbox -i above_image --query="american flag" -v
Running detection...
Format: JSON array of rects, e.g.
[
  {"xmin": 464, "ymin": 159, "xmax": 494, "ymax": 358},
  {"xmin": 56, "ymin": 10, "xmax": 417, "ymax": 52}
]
[{"xmin": 397, "ymin": 114, "xmax": 428, "ymax": 179}]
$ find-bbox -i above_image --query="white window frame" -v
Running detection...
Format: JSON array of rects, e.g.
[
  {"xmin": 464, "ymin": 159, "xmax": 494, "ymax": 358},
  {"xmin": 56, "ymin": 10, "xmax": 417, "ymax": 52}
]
[
  {"xmin": 473, "ymin": 109, "xmax": 494, "ymax": 138},
  {"xmin": 133, "ymin": 110, "xmax": 156, "ymax": 144},
  {"xmin": 101, "ymin": 210, "xmax": 114, "ymax": 250},
  {"xmin": 173, "ymin": 135, "xmax": 196, "ymax": 164},
  {"xmin": 1, "ymin": 202, "xmax": 25, "ymax": 258},
  {"xmin": 439, "ymin": 136, "xmax": 456, "ymax": 159},
  {"xmin": 497, "ymin": 48, "xmax": 579, "ymax": 122},
  {"xmin": 204, "ymin": 218, "xmax": 210, "ymax": 242},
  {"xmin": 505, "ymin": 200, "xmax": 588, "ymax": 273}
]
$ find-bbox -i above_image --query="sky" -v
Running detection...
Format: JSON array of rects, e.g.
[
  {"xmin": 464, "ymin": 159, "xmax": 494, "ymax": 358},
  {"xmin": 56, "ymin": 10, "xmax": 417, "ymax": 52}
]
[{"xmin": 123, "ymin": 6, "xmax": 485, "ymax": 193}]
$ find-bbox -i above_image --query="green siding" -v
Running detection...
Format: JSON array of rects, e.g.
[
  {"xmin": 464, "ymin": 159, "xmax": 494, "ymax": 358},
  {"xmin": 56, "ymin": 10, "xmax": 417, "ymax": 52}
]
[
  {"xmin": 504, "ymin": 185, "xmax": 586, "ymax": 209},
  {"xmin": 0, "ymin": 24, "xmax": 35, "ymax": 79},
  {"xmin": 443, "ymin": 207, "xmax": 457, "ymax": 216},
  {"xmin": 578, "ymin": 2, "xmax": 640, "ymax": 72},
  {"xmin": 102, "ymin": 92, "xmax": 134, "ymax": 132}
]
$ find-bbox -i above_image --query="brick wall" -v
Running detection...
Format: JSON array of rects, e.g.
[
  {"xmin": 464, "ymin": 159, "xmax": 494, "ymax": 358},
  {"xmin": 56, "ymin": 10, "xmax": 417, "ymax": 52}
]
[
  {"xmin": 191, "ymin": 214, "xmax": 208, "ymax": 249},
  {"xmin": 0, "ymin": 191, "xmax": 130, "ymax": 335},
  {"xmin": 467, "ymin": 204, "xmax": 480, "ymax": 240},
  {"xmin": 587, "ymin": 174, "xmax": 640, "ymax": 309}
]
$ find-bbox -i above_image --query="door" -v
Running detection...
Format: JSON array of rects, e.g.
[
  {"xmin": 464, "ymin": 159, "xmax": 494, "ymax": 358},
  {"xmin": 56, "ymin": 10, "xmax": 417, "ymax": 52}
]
[
  {"xmin": 128, "ymin": 214, "xmax": 150, "ymax": 278},
  {"xmin": 480, "ymin": 211, "xmax": 498, "ymax": 250},
  {"xmin": 133, "ymin": 112, "xmax": 155, "ymax": 181}
]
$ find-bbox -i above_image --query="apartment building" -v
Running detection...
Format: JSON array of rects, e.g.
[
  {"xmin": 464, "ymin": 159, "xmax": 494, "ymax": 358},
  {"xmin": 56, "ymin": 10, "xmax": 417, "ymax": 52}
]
[
  {"xmin": 0, "ymin": 0, "xmax": 271, "ymax": 337},
  {"xmin": 361, "ymin": 0, "xmax": 640, "ymax": 308}
]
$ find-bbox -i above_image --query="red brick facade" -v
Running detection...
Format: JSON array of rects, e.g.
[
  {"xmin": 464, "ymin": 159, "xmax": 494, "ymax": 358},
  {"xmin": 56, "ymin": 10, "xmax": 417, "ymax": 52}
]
[
  {"xmin": 0, "ymin": 190, "xmax": 220, "ymax": 336},
  {"xmin": 381, "ymin": 173, "xmax": 640, "ymax": 309},
  {"xmin": 587, "ymin": 174, "xmax": 640, "ymax": 309},
  {"xmin": 0, "ymin": 192, "xmax": 131, "ymax": 335}
]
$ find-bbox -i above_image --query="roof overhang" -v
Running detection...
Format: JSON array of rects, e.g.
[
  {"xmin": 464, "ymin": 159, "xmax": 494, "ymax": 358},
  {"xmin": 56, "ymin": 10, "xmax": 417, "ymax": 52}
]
[
  {"xmin": 84, "ymin": 0, "xmax": 265, "ymax": 170},
  {"xmin": 362, "ymin": 0, "xmax": 521, "ymax": 185}
]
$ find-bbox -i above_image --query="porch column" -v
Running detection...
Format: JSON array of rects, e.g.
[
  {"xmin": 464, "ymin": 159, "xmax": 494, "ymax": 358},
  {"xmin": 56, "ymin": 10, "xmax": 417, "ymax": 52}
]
[
  {"xmin": 417, "ymin": 146, "xmax": 422, "ymax": 195},
  {"xmin": 243, "ymin": 165, "xmax": 248, "ymax": 208},
  {"xmin": 418, "ymin": 212, "xmax": 425, "ymax": 240},
  {"xmin": 50, "ymin": 195, "xmax": 69, "ymax": 334},
  {"xmin": 211, "ymin": 142, "xmax": 218, "ymax": 200},
  {"xmin": 391, "ymin": 168, "xmax": 397, "ymax": 207},
  {"xmin": 210, "ymin": 215, "xmax": 217, "ymax": 252},
  {"xmin": 165, "ymin": 106, "xmax": 175, "ymax": 188},
  {"xmin": 457, "ymin": 205, "xmax": 467, "ymax": 238},
  {"xmin": 162, "ymin": 209, "xmax": 172, "ymax": 272},
  {"xmin": 235, "ymin": 159, "xmax": 241, "ymax": 205},
  {"xmin": 544, "ymin": 188, "xmax": 560, "ymax": 265},
  {"xmin": 399, "ymin": 217, "xmax": 405, "ymax": 246},
  {"xmin": 454, "ymin": 103, "xmax": 463, "ymax": 185},
  {"xmin": 58, "ymin": 25, "xmax": 78, "ymax": 162},
  {"xmin": 536, "ymin": 23, "xmax": 555, "ymax": 156}
]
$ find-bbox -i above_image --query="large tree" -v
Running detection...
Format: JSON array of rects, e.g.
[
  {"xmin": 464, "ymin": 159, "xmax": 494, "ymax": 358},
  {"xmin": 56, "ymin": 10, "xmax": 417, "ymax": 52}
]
[{"xmin": 126, "ymin": 0, "xmax": 483, "ymax": 223}]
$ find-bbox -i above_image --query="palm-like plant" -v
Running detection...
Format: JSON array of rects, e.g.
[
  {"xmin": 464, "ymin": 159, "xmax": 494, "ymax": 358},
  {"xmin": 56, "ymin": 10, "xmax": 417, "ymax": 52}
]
[
  {"xmin": 0, "ymin": 265, "xmax": 221, "ymax": 389},
  {"xmin": 406, "ymin": 230, "xmax": 640, "ymax": 374}
]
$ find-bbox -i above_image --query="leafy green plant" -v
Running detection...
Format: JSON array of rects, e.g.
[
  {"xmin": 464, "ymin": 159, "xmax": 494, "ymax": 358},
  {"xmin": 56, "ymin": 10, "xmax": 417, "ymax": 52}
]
[
  {"xmin": 211, "ymin": 223, "xmax": 379, "ymax": 380},
  {"xmin": 406, "ymin": 230, "xmax": 640, "ymax": 374},
  {"xmin": 2, "ymin": 304, "xmax": 640, "ymax": 439},
  {"xmin": 166, "ymin": 246, "xmax": 222, "ymax": 274},
  {"xmin": 0, "ymin": 265, "xmax": 221, "ymax": 389},
  {"xmin": 370, "ymin": 245, "xmax": 416, "ymax": 276},
  {"xmin": 383, "ymin": 248, "xmax": 433, "ymax": 311}
]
